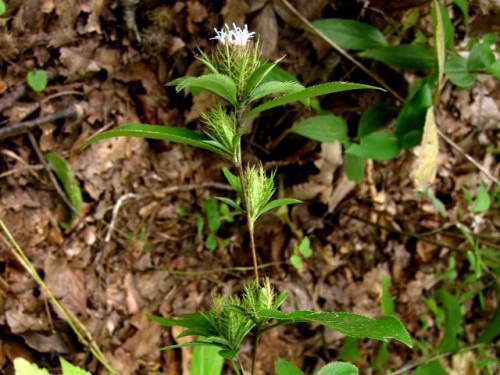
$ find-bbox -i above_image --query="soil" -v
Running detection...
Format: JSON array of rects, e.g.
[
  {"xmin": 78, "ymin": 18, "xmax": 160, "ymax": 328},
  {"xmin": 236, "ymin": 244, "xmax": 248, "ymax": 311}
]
[{"xmin": 0, "ymin": 1, "xmax": 499, "ymax": 375}]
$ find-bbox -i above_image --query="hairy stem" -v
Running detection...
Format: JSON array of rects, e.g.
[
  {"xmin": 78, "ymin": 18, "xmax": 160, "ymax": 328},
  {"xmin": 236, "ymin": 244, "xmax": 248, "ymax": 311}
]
[
  {"xmin": 237, "ymin": 144, "xmax": 259, "ymax": 282},
  {"xmin": 251, "ymin": 333, "xmax": 260, "ymax": 375}
]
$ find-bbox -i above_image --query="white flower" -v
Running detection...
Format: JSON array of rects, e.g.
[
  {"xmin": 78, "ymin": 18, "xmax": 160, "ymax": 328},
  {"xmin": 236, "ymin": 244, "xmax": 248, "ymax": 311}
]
[{"xmin": 211, "ymin": 23, "xmax": 255, "ymax": 46}]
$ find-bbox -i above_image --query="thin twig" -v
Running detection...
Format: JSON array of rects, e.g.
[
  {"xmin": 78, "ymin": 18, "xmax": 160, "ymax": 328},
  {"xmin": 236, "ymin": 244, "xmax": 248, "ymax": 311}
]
[
  {"xmin": 104, "ymin": 182, "xmax": 232, "ymax": 242},
  {"xmin": 27, "ymin": 132, "xmax": 80, "ymax": 217},
  {"xmin": 278, "ymin": 0, "xmax": 500, "ymax": 187},
  {"xmin": 0, "ymin": 104, "xmax": 82, "ymax": 140}
]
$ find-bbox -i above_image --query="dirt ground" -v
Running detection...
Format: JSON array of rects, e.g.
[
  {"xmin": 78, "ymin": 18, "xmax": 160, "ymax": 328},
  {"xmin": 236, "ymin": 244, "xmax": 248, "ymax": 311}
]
[{"xmin": 0, "ymin": 1, "xmax": 499, "ymax": 374}]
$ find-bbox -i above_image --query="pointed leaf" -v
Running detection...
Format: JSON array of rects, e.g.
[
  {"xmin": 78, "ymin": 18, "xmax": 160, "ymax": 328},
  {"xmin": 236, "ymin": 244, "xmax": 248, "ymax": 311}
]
[
  {"xmin": 359, "ymin": 45, "xmax": 436, "ymax": 70},
  {"xmin": 13, "ymin": 358, "xmax": 50, "ymax": 375},
  {"xmin": 82, "ymin": 124, "xmax": 226, "ymax": 155},
  {"xmin": 431, "ymin": 0, "xmax": 446, "ymax": 93},
  {"xmin": 346, "ymin": 131, "xmax": 401, "ymax": 160},
  {"xmin": 249, "ymin": 81, "xmax": 305, "ymax": 102},
  {"xmin": 261, "ymin": 198, "xmax": 301, "ymax": 216},
  {"xmin": 471, "ymin": 183, "xmax": 490, "ymax": 214},
  {"xmin": 60, "ymin": 358, "xmax": 92, "ymax": 375},
  {"xmin": 357, "ymin": 101, "xmax": 389, "ymax": 138},
  {"xmin": 215, "ymin": 197, "xmax": 243, "ymax": 213},
  {"xmin": 411, "ymin": 106, "xmax": 438, "ymax": 191},
  {"xmin": 312, "ymin": 18, "xmax": 389, "ymax": 50},
  {"xmin": 290, "ymin": 114, "xmax": 348, "ymax": 143},
  {"xmin": 262, "ymin": 64, "xmax": 300, "ymax": 83},
  {"xmin": 396, "ymin": 82, "xmax": 433, "ymax": 148},
  {"xmin": 44, "ymin": 152, "xmax": 82, "ymax": 226},
  {"xmin": 221, "ymin": 167, "xmax": 242, "ymax": 197},
  {"xmin": 317, "ymin": 362, "xmax": 358, "ymax": 375},
  {"xmin": 435, "ymin": 289, "xmax": 461, "ymax": 353},
  {"xmin": 243, "ymin": 58, "xmax": 284, "ymax": 98},
  {"xmin": 248, "ymin": 82, "xmax": 381, "ymax": 116},
  {"xmin": 467, "ymin": 43, "xmax": 495, "ymax": 72},
  {"xmin": 168, "ymin": 74, "xmax": 237, "ymax": 107},
  {"xmin": 259, "ymin": 310, "xmax": 412, "ymax": 347}
]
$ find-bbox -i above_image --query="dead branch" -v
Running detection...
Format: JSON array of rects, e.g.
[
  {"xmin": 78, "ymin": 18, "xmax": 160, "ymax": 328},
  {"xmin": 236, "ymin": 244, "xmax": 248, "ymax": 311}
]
[{"xmin": 0, "ymin": 104, "xmax": 83, "ymax": 140}]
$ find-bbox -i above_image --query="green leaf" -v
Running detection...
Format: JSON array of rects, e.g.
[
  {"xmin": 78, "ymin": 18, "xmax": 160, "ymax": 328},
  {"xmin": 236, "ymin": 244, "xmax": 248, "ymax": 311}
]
[
  {"xmin": 168, "ymin": 74, "xmax": 238, "ymax": 107},
  {"xmin": 13, "ymin": 358, "xmax": 50, "ymax": 375},
  {"xmin": 395, "ymin": 82, "xmax": 432, "ymax": 148},
  {"xmin": 248, "ymin": 82, "xmax": 382, "ymax": 116},
  {"xmin": 380, "ymin": 275, "xmax": 395, "ymax": 316},
  {"xmin": 431, "ymin": 0, "xmax": 446, "ymax": 92},
  {"xmin": 221, "ymin": 167, "xmax": 242, "ymax": 198},
  {"xmin": 263, "ymin": 65, "xmax": 300, "ymax": 83},
  {"xmin": 453, "ymin": 0, "xmax": 468, "ymax": 26},
  {"xmin": 260, "ymin": 198, "xmax": 302, "ymax": 216},
  {"xmin": 82, "ymin": 124, "xmax": 226, "ymax": 155},
  {"xmin": 216, "ymin": 197, "xmax": 243, "ymax": 213},
  {"xmin": 60, "ymin": 358, "xmax": 91, "ymax": 375},
  {"xmin": 249, "ymin": 81, "xmax": 305, "ymax": 102},
  {"xmin": 467, "ymin": 43, "xmax": 495, "ymax": 72},
  {"xmin": 338, "ymin": 336, "xmax": 360, "ymax": 362},
  {"xmin": 345, "ymin": 131, "xmax": 400, "ymax": 160},
  {"xmin": 412, "ymin": 360, "xmax": 447, "ymax": 375},
  {"xmin": 275, "ymin": 359, "xmax": 305, "ymax": 375},
  {"xmin": 204, "ymin": 197, "xmax": 220, "ymax": 233},
  {"xmin": 44, "ymin": 152, "xmax": 82, "ymax": 227},
  {"xmin": 317, "ymin": 362, "xmax": 358, "ymax": 375},
  {"xmin": 289, "ymin": 114, "xmax": 348, "ymax": 143},
  {"xmin": 0, "ymin": 1, "xmax": 6, "ymax": 17},
  {"xmin": 205, "ymin": 233, "xmax": 218, "ymax": 251},
  {"xmin": 149, "ymin": 312, "xmax": 218, "ymax": 338},
  {"xmin": 357, "ymin": 101, "xmax": 389, "ymax": 138},
  {"xmin": 359, "ymin": 45, "xmax": 436, "ymax": 70},
  {"xmin": 298, "ymin": 237, "xmax": 312, "ymax": 258},
  {"xmin": 445, "ymin": 55, "xmax": 477, "ymax": 88},
  {"xmin": 485, "ymin": 58, "xmax": 500, "ymax": 78},
  {"xmin": 27, "ymin": 70, "xmax": 48, "ymax": 93},
  {"xmin": 344, "ymin": 153, "xmax": 364, "ymax": 182},
  {"xmin": 475, "ymin": 304, "xmax": 500, "ymax": 344},
  {"xmin": 471, "ymin": 183, "xmax": 490, "ymax": 213},
  {"xmin": 435, "ymin": 289, "xmax": 462, "ymax": 353},
  {"xmin": 483, "ymin": 33, "xmax": 497, "ymax": 45},
  {"xmin": 290, "ymin": 254, "xmax": 303, "ymax": 270},
  {"xmin": 260, "ymin": 310, "xmax": 412, "ymax": 347},
  {"xmin": 244, "ymin": 58, "xmax": 284, "ymax": 98},
  {"xmin": 312, "ymin": 18, "xmax": 388, "ymax": 51},
  {"xmin": 191, "ymin": 341, "xmax": 224, "ymax": 375}
]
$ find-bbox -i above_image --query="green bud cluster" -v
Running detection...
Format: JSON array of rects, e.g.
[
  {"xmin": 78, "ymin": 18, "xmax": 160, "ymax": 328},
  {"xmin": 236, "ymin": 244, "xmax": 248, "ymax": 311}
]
[
  {"xmin": 244, "ymin": 165, "xmax": 276, "ymax": 223},
  {"xmin": 200, "ymin": 104, "xmax": 242, "ymax": 164}
]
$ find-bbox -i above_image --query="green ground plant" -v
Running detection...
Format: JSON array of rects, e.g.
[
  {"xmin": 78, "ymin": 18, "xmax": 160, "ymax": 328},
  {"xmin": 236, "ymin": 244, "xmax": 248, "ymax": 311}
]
[
  {"xmin": 288, "ymin": 0, "xmax": 499, "ymax": 186},
  {"xmin": 83, "ymin": 23, "xmax": 412, "ymax": 374}
]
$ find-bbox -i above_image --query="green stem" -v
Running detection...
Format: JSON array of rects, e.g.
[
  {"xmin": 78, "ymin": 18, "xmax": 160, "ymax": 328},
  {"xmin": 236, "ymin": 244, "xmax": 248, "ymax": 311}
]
[{"xmin": 251, "ymin": 333, "xmax": 260, "ymax": 375}]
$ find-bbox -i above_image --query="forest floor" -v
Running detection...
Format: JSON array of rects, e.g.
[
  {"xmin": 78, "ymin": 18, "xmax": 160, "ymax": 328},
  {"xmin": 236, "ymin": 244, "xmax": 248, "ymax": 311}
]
[{"xmin": 0, "ymin": 1, "xmax": 499, "ymax": 374}]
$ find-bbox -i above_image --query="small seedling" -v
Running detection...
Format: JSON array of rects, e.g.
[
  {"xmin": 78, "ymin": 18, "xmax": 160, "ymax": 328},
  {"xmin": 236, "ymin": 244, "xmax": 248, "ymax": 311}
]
[
  {"xmin": 27, "ymin": 69, "xmax": 48, "ymax": 93},
  {"xmin": 290, "ymin": 236, "xmax": 313, "ymax": 270}
]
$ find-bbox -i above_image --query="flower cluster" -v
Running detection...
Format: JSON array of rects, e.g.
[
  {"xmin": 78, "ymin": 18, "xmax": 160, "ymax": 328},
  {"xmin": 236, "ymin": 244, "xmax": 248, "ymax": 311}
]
[{"xmin": 211, "ymin": 23, "xmax": 255, "ymax": 46}]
